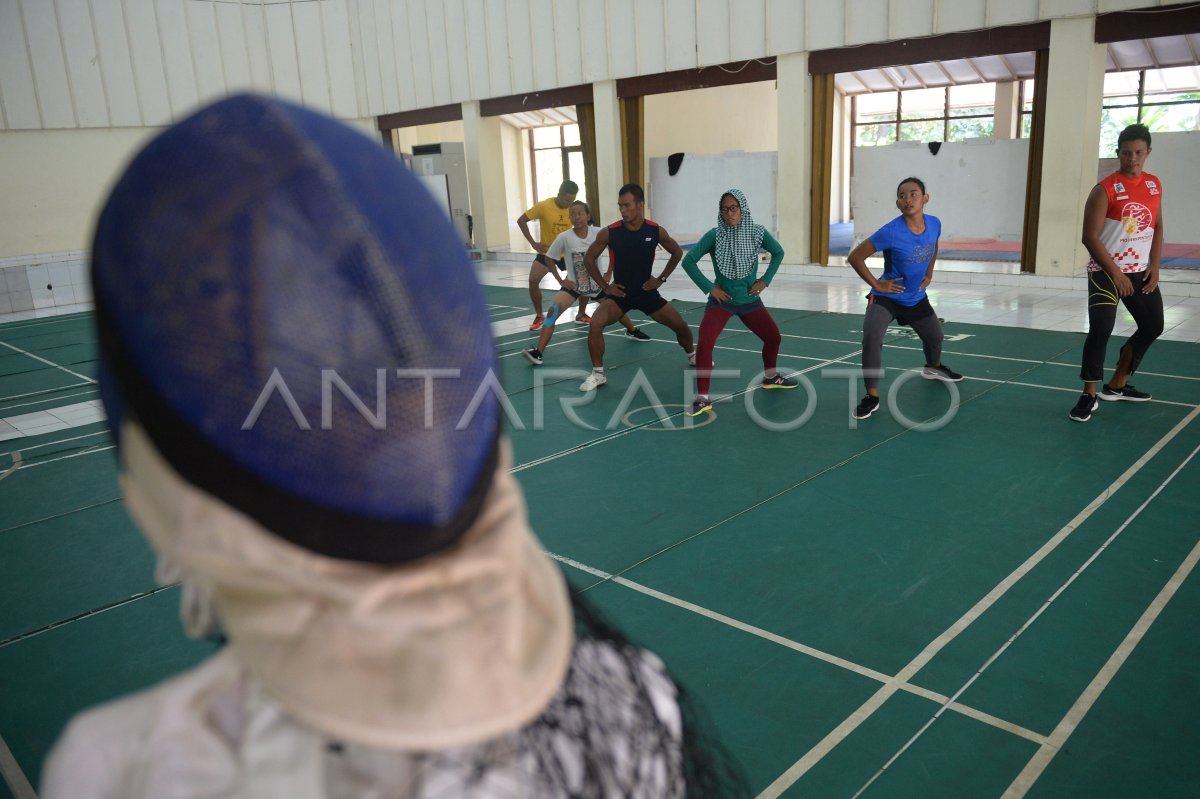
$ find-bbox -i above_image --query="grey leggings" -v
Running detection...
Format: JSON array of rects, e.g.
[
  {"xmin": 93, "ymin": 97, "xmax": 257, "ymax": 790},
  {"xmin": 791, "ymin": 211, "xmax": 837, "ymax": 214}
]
[{"xmin": 862, "ymin": 302, "xmax": 944, "ymax": 391}]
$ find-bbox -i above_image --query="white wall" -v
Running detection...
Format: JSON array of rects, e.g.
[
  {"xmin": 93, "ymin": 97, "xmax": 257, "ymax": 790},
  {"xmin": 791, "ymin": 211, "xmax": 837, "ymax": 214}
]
[
  {"xmin": 648, "ymin": 152, "xmax": 778, "ymax": 244},
  {"xmin": 1142, "ymin": 130, "xmax": 1200, "ymax": 247},
  {"xmin": 851, "ymin": 139, "xmax": 1030, "ymax": 243},
  {"xmin": 500, "ymin": 122, "xmax": 532, "ymax": 251},
  {"xmin": 393, "ymin": 121, "xmax": 466, "ymax": 153},
  {"xmin": 0, "ymin": 127, "xmax": 161, "ymax": 257},
  {"xmin": 644, "ymin": 81, "xmax": 779, "ymax": 162},
  {"xmin": 643, "ymin": 81, "xmax": 780, "ymax": 236}
]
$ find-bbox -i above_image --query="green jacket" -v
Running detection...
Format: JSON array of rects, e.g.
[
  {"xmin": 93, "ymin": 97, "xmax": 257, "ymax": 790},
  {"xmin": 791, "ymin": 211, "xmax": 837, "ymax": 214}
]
[{"xmin": 681, "ymin": 228, "xmax": 785, "ymax": 306}]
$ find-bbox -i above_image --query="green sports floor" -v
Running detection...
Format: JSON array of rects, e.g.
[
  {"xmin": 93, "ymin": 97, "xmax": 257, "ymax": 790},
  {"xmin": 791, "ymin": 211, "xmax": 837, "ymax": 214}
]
[{"xmin": 2, "ymin": 288, "xmax": 1198, "ymax": 798}]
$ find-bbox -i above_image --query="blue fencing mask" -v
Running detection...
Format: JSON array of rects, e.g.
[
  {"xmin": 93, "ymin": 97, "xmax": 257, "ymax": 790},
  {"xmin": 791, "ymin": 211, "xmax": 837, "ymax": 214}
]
[{"xmin": 92, "ymin": 94, "xmax": 501, "ymax": 564}]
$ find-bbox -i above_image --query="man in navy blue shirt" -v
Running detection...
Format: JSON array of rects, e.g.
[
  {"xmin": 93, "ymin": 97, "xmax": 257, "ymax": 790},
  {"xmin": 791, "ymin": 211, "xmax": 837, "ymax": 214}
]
[{"xmin": 577, "ymin": 184, "xmax": 697, "ymax": 392}]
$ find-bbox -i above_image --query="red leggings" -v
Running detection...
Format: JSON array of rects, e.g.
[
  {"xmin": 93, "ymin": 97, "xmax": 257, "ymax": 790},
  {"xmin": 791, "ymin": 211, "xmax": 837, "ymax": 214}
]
[{"xmin": 695, "ymin": 304, "xmax": 781, "ymax": 395}]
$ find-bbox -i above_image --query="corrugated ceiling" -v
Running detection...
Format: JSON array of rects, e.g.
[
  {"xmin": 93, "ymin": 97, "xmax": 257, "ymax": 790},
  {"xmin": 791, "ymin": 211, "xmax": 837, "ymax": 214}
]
[
  {"xmin": 501, "ymin": 36, "xmax": 1200, "ymax": 129},
  {"xmin": 837, "ymin": 34, "xmax": 1200, "ymax": 94}
]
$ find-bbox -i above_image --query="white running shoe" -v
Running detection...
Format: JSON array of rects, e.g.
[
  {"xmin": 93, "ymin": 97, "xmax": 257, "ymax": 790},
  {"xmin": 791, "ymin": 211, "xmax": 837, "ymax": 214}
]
[
  {"xmin": 687, "ymin": 350, "xmax": 697, "ymax": 366},
  {"xmin": 580, "ymin": 371, "xmax": 607, "ymax": 391}
]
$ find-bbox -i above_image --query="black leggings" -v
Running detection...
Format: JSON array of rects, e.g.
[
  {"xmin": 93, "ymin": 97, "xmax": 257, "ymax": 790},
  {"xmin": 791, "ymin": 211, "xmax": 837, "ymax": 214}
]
[{"xmin": 1081, "ymin": 270, "xmax": 1163, "ymax": 384}]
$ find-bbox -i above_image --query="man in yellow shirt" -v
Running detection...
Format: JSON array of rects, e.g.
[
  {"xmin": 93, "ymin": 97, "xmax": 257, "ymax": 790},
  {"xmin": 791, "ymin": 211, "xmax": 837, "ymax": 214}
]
[{"xmin": 518, "ymin": 180, "xmax": 577, "ymax": 330}]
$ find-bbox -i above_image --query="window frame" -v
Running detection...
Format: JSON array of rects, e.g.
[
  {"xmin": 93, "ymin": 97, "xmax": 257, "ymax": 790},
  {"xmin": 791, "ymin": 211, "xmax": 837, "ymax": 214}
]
[
  {"xmin": 528, "ymin": 124, "xmax": 584, "ymax": 204},
  {"xmin": 851, "ymin": 86, "xmax": 995, "ymax": 147}
]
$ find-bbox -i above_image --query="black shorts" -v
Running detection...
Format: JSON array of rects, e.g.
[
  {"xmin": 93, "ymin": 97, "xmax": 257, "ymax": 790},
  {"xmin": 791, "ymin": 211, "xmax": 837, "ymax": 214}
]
[
  {"xmin": 608, "ymin": 290, "xmax": 668, "ymax": 316},
  {"xmin": 867, "ymin": 294, "xmax": 936, "ymax": 326},
  {"xmin": 533, "ymin": 254, "xmax": 567, "ymax": 271}
]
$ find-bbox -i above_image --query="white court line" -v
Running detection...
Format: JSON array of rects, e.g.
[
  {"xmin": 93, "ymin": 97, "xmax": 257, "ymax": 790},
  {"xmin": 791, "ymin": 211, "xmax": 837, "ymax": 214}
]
[
  {"xmin": 509, "ymin": 324, "xmax": 1041, "ymax": 473},
  {"xmin": 488, "ymin": 308, "xmax": 534, "ymax": 322},
  {"xmin": 3, "ymin": 445, "xmax": 114, "ymax": 473},
  {"xmin": 1004, "ymin": 529, "xmax": 1200, "ymax": 796},
  {"xmin": 550, "ymin": 554, "xmax": 1045, "ymax": 746},
  {"xmin": 850, "ymin": 439, "xmax": 1200, "ymax": 798},
  {"xmin": 510, "ymin": 347, "xmax": 864, "ymax": 473},
  {"xmin": 512, "ymin": 322, "xmax": 1199, "ymax": 387},
  {"xmin": 1, "ymin": 429, "xmax": 109, "ymax": 458},
  {"xmin": 496, "ymin": 329, "xmax": 589, "ymax": 358},
  {"xmin": 777, "ymin": 330, "xmax": 1200, "ymax": 383},
  {"xmin": 0, "ymin": 313, "xmax": 90, "ymax": 333},
  {"xmin": 0, "ymin": 732, "xmax": 36, "ymax": 799},
  {"xmin": 509, "ymin": 334, "xmax": 1195, "ymax": 409},
  {"xmin": 0, "ymin": 381, "xmax": 94, "ymax": 404},
  {"xmin": 0, "ymin": 340, "xmax": 95, "ymax": 384},
  {"xmin": 757, "ymin": 403, "xmax": 1200, "ymax": 799},
  {"xmin": 1035, "ymin": 362, "xmax": 1197, "ymax": 383},
  {"xmin": 0, "ymin": 388, "xmax": 100, "ymax": 414},
  {"xmin": 491, "ymin": 317, "xmax": 620, "ymax": 342},
  {"xmin": 495, "ymin": 327, "xmax": 678, "ymax": 361},
  {"xmin": 959, "ymin": 375, "xmax": 1194, "ymax": 408}
]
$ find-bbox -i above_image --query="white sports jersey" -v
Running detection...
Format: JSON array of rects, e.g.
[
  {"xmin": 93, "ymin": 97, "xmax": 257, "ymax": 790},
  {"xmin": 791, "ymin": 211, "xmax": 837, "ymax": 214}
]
[{"xmin": 547, "ymin": 225, "xmax": 605, "ymax": 297}]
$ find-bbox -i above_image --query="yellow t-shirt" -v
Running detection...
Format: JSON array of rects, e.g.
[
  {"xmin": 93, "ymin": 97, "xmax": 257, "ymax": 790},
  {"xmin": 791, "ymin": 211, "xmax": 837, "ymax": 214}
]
[{"xmin": 525, "ymin": 198, "xmax": 573, "ymax": 248}]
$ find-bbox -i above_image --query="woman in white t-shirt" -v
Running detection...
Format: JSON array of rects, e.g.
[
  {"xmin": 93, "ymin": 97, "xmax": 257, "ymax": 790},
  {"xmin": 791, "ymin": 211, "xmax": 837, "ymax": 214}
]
[{"xmin": 523, "ymin": 201, "xmax": 646, "ymax": 365}]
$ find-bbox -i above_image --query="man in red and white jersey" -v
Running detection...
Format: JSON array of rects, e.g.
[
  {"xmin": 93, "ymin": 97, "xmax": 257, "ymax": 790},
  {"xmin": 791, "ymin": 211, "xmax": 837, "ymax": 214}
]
[{"xmin": 1069, "ymin": 123, "xmax": 1165, "ymax": 422}]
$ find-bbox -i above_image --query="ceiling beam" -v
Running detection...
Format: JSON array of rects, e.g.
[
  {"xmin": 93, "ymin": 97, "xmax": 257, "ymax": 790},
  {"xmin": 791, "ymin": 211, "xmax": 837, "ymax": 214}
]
[
  {"xmin": 810, "ymin": 21, "xmax": 1049, "ymax": 74},
  {"xmin": 377, "ymin": 104, "xmax": 462, "ymax": 131},
  {"xmin": 615, "ymin": 58, "xmax": 777, "ymax": 98},
  {"xmin": 1095, "ymin": 4, "xmax": 1200, "ymax": 43},
  {"xmin": 479, "ymin": 84, "xmax": 594, "ymax": 117}
]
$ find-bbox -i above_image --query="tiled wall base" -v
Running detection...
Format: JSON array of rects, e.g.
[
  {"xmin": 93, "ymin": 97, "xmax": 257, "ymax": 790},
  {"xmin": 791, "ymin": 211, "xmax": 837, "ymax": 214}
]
[{"xmin": 0, "ymin": 251, "xmax": 92, "ymax": 314}]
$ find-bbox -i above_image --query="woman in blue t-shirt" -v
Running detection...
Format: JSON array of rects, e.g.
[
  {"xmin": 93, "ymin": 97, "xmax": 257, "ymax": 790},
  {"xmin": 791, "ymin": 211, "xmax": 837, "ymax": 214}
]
[{"xmin": 846, "ymin": 176, "xmax": 963, "ymax": 420}]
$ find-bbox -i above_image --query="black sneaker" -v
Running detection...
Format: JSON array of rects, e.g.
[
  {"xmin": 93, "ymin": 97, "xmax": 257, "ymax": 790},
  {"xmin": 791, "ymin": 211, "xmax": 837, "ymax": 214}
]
[
  {"xmin": 1069, "ymin": 393, "xmax": 1099, "ymax": 422},
  {"xmin": 922, "ymin": 363, "xmax": 963, "ymax": 382},
  {"xmin": 853, "ymin": 395, "xmax": 880, "ymax": 420},
  {"xmin": 625, "ymin": 328, "xmax": 651, "ymax": 341},
  {"xmin": 1099, "ymin": 383, "xmax": 1151, "ymax": 402},
  {"xmin": 761, "ymin": 373, "xmax": 798, "ymax": 389},
  {"xmin": 522, "ymin": 348, "xmax": 543, "ymax": 365}
]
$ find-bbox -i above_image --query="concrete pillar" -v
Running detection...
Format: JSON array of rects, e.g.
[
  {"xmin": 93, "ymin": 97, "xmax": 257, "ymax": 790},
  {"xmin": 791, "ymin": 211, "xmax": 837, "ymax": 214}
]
[
  {"xmin": 776, "ymin": 52, "xmax": 811, "ymax": 264},
  {"xmin": 993, "ymin": 80, "xmax": 1020, "ymax": 139},
  {"xmin": 590, "ymin": 80, "xmax": 624, "ymax": 222},
  {"xmin": 461, "ymin": 101, "xmax": 506, "ymax": 252},
  {"xmin": 1034, "ymin": 17, "xmax": 1106, "ymax": 277},
  {"xmin": 831, "ymin": 92, "xmax": 850, "ymax": 223}
]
